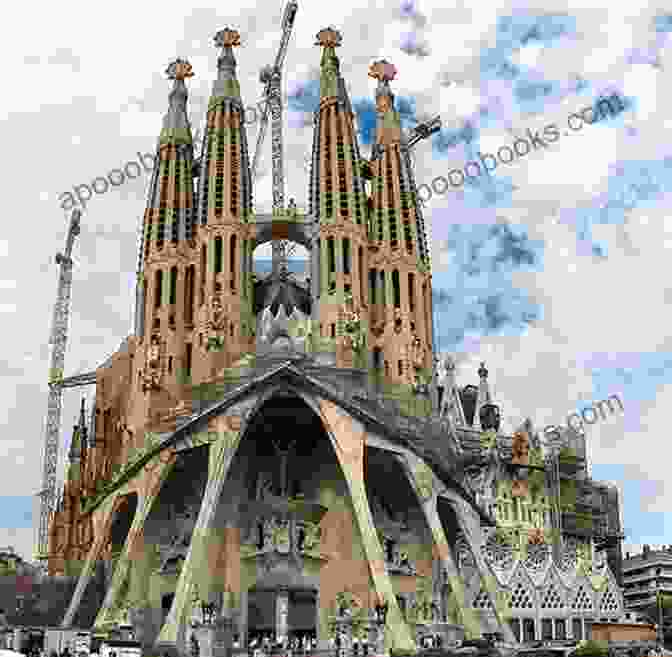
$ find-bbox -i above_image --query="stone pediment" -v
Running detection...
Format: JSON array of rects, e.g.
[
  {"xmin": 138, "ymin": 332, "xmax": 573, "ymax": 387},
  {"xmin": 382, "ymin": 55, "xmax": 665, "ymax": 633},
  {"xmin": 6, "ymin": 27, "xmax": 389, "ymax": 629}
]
[{"xmin": 95, "ymin": 357, "xmax": 487, "ymax": 526}]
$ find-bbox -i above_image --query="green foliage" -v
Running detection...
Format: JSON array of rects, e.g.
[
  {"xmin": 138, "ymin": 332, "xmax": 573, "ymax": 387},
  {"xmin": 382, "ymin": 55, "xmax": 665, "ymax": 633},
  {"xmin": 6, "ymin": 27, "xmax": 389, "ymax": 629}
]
[{"xmin": 573, "ymin": 640, "xmax": 609, "ymax": 656}]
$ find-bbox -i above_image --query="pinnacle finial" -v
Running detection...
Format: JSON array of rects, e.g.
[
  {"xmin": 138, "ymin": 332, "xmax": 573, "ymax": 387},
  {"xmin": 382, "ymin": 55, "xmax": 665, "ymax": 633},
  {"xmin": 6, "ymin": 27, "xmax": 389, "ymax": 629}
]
[
  {"xmin": 478, "ymin": 361, "xmax": 488, "ymax": 379},
  {"xmin": 166, "ymin": 58, "xmax": 194, "ymax": 81},
  {"xmin": 368, "ymin": 59, "xmax": 397, "ymax": 82},
  {"xmin": 315, "ymin": 27, "xmax": 342, "ymax": 48},
  {"xmin": 214, "ymin": 28, "xmax": 241, "ymax": 49}
]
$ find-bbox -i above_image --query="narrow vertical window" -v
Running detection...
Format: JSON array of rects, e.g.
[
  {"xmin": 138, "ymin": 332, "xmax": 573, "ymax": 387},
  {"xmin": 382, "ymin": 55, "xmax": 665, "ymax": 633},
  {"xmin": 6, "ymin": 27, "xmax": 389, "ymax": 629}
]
[
  {"xmin": 343, "ymin": 238, "xmax": 350, "ymax": 274},
  {"xmin": 154, "ymin": 270, "xmax": 163, "ymax": 309},
  {"xmin": 230, "ymin": 235, "xmax": 237, "ymax": 290},
  {"xmin": 369, "ymin": 269, "xmax": 377, "ymax": 305},
  {"xmin": 184, "ymin": 266, "xmax": 194, "ymax": 324},
  {"xmin": 185, "ymin": 343, "xmax": 192, "ymax": 379},
  {"xmin": 328, "ymin": 237, "xmax": 336, "ymax": 274},
  {"xmin": 169, "ymin": 266, "xmax": 177, "ymax": 305},
  {"xmin": 379, "ymin": 270, "xmax": 386, "ymax": 306},
  {"xmin": 214, "ymin": 236, "xmax": 223, "ymax": 274},
  {"xmin": 408, "ymin": 273, "xmax": 415, "ymax": 313},
  {"xmin": 392, "ymin": 270, "xmax": 400, "ymax": 308},
  {"xmin": 200, "ymin": 244, "xmax": 206, "ymax": 305},
  {"xmin": 358, "ymin": 246, "xmax": 365, "ymax": 304}
]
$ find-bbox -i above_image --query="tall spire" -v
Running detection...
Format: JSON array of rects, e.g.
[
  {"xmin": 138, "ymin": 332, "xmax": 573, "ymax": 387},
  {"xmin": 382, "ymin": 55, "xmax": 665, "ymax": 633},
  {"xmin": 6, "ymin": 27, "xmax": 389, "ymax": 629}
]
[
  {"xmin": 308, "ymin": 27, "xmax": 370, "ymax": 369},
  {"xmin": 195, "ymin": 28, "xmax": 253, "ymax": 224},
  {"xmin": 136, "ymin": 58, "xmax": 197, "ymax": 339},
  {"xmin": 475, "ymin": 361, "xmax": 493, "ymax": 429}
]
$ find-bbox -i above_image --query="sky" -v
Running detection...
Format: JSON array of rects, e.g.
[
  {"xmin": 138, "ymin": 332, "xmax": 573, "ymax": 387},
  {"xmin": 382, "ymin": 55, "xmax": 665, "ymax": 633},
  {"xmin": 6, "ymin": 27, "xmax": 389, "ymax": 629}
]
[{"xmin": 1, "ymin": 0, "xmax": 671, "ymax": 564}]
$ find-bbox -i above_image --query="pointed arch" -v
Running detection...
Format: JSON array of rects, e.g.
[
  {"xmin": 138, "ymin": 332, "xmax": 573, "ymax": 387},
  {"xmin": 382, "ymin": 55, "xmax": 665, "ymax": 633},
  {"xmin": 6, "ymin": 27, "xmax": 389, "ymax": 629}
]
[
  {"xmin": 570, "ymin": 577, "xmax": 596, "ymax": 615},
  {"xmin": 597, "ymin": 567, "xmax": 623, "ymax": 618},
  {"xmin": 539, "ymin": 565, "xmax": 568, "ymax": 613},
  {"xmin": 507, "ymin": 562, "xmax": 538, "ymax": 615}
]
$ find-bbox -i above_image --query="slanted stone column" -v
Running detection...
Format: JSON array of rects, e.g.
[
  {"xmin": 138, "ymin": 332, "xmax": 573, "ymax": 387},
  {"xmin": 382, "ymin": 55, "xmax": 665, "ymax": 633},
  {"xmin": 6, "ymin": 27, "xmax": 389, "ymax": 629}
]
[
  {"xmin": 392, "ymin": 453, "xmax": 480, "ymax": 638},
  {"xmin": 441, "ymin": 487, "xmax": 516, "ymax": 644},
  {"xmin": 61, "ymin": 494, "xmax": 120, "ymax": 627},
  {"xmin": 94, "ymin": 450, "xmax": 177, "ymax": 629},
  {"xmin": 156, "ymin": 419, "xmax": 243, "ymax": 652},
  {"xmin": 317, "ymin": 398, "xmax": 415, "ymax": 653}
]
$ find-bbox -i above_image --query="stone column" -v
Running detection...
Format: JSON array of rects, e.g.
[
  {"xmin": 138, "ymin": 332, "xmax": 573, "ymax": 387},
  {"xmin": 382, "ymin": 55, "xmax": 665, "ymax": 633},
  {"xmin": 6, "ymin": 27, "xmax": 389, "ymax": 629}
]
[
  {"xmin": 61, "ymin": 494, "xmax": 119, "ymax": 627},
  {"xmin": 392, "ymin": 454, "xmax": 479, "ymax": 637},
  {"xmin": 156, "ymin": 425, "xmax": 244, "ymax": 651},
  {"xmin": 94, "ymin": 452, "xmax": 176, "ymax": 629},
  {"xmin": 276, "ymin": 589, "xmax": 289, "ymax": 644},
  {"xmin": 441, "ymin": 487, "xmax": 516, "ymax": 644},
  {"xmin": 317, "ymin": 399, "xmax": 415, "ymax": 653}
]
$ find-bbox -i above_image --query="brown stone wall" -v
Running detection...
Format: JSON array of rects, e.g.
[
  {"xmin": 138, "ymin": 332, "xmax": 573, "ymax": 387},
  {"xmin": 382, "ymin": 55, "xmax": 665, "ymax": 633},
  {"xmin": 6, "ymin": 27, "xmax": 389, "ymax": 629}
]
[{"xmin": 591, "ymin": 622, "xmax": 656, "ymax": 642}]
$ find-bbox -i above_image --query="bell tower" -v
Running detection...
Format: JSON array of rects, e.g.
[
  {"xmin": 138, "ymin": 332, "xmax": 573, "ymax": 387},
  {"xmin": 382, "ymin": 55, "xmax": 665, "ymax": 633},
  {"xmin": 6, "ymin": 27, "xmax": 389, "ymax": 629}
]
[
  {"xmin": 363, "ymin": 59, "xmax": 433, "ymax": 388},
  {"xmin": 309, "ymin": 27, "xmax": 370, "ymax": 367}
]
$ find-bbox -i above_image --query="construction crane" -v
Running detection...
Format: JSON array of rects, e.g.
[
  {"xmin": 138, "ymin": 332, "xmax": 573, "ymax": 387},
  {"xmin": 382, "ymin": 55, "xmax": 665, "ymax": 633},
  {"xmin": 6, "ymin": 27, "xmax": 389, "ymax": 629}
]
[
  {"xmin": 250, "ymin": 0, "xmax": 298, "ymax": 276},
  {"xmin": 35, "ymin": 208, "xmax": 96, "ymax": 565}
]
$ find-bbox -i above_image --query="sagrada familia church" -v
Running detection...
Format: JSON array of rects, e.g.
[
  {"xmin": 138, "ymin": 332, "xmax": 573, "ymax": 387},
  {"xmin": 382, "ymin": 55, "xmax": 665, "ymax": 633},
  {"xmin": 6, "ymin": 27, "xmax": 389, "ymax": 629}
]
[{"xmin": 44, "ymin": 21, "xmax": 626, "ymax": 657}]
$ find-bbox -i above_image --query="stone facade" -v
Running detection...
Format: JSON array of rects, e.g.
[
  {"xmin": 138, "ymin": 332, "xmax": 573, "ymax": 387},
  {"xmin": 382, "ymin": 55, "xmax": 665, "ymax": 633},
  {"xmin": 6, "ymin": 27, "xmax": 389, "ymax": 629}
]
[{"xmin": 45, "ymin": 21, "xmax": 625, "ymax": 657}]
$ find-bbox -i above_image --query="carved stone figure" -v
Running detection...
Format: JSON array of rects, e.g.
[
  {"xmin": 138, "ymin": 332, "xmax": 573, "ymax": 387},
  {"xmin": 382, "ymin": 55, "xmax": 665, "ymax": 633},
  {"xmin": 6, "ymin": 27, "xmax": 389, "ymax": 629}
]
[
  {"xmin": 141, "ymin": 334, "xmax": 163, "ymax": 390},
  {"xmin": 410, "ymin": 335, "xmax": 423, "ymax": 368},
  {"xmin": 209, "ymin": 294, "xmax": 226, "ymax": 332},
  {"xmin": 256, "ymin": 471, "xmax": 275, "ymax": 501},
  {"xmin": 303, "ymin": 522, "xmax": 321, "ymax": 551},
  {"xmin": 262, "ymin": 518, "xmax": 275, "ymax": 550}
]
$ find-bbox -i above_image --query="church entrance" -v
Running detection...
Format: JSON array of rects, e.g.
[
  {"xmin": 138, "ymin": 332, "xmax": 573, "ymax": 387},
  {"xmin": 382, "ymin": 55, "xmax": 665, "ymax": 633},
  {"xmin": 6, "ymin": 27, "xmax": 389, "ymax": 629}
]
[{"xmin": 247, "ymin": 588, "xmax": 317, "ymax": 650}]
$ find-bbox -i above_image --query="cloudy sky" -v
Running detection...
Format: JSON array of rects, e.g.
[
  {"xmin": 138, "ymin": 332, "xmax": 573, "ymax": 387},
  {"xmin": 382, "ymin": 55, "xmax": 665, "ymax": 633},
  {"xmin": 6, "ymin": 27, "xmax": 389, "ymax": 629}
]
[{"xmin": 2, "ymin": 0, "xmax": 671, "ymax": 563}]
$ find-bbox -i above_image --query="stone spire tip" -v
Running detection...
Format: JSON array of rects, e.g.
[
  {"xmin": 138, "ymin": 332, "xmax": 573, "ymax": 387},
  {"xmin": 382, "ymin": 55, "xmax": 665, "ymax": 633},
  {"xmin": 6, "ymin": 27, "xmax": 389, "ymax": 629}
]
[
  {"xmin": 166, "ymin": 58, "xmax": 194, "ymax": 81},
  {"xmin": 214, "ymin": 28, "xmax": 241, "ymax": 49},
  {"xmin": 368, "ymin": 59, "xmax": 397, "ymax": 82},
  {"xmin": 315, "ymin": 27, "xmax": 342, "ymax": 48}
]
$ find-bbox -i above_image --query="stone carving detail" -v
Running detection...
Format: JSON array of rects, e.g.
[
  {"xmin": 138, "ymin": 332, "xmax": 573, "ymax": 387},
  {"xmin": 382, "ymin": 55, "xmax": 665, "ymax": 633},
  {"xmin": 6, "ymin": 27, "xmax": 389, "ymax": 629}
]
[
  {"xmin": 141, "ymin": 333, "xmax": 163, "ymax": 391},
  {"xmin": 524, "ymin": 542, "xmax": 549, "ymax": 573},
  {"xmin": 158, "ymin": 506, "xmax": 197, "ymax": 572},
  {"xmin": 481, "ymin": 530, "xmax": 515, "ymax": 571}
]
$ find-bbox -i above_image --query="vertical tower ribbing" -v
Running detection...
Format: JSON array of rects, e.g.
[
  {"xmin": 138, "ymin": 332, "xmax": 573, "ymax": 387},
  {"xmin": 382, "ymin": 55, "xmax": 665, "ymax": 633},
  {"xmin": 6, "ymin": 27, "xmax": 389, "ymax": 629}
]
[
  {"xmin": 365, "ymin": 60, "xmax": 433, "ymax": 386},
  {"xmin": 310, "ymin": 27, "xmax": 370, "ymax": 368}
]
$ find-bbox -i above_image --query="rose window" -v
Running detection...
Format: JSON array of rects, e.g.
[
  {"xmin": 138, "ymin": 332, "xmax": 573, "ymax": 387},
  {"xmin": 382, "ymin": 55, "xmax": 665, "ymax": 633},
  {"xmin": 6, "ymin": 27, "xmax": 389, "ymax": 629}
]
[{"xmin": 524, "ymin": 543, "xmax": 549, "ymax": 573}]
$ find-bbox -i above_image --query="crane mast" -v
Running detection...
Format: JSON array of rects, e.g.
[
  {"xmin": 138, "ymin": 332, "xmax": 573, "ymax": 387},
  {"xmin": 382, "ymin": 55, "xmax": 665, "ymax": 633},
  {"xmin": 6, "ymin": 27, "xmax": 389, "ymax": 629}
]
[
  {"xmin": 36, "ymin": 208, "xmax": 82, "ymax": 563},
  {"xmin": 251, "ymin": 0, "xmax": 298, "ymax": 276}
]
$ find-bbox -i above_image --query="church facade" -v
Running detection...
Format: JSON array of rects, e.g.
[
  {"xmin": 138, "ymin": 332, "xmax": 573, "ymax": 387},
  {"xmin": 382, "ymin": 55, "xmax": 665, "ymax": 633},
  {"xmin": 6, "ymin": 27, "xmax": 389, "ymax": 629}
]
[{"xmin": 46, "ymin": 24, "xmax": 625, "ymax": 656}]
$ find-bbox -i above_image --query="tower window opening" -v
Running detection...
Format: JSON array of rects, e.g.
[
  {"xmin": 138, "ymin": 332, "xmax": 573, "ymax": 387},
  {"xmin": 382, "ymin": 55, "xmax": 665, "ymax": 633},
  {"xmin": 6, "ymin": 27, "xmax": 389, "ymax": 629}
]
[
  {"xmin": 230, "ymin": 235, "xmax": 237, "ymax": 290},
  {"xmin": 330, "ymin": 323, "xmax": 336, "ymax": 339},
  {"xmin": 169, "ymin": 266, "xmax": 177, "ymax": 305},
  {"xmin": 157, "ymin": 207, "xmax": 166, "ymax": 250},
  {"xmin": 214, "ymin": 236, "xmax": 223, "ymax": 274},
  {"xmin": 171, "ymin": 208, "xmax": 179, "ymax": 243},
  {"xmin": 185, "ymin": 343, "xmax": 192, "ymax": 379},
  {"xmin": 230, "ymin": 323, "xmax": 234, "ymax": 338},
  {"xmin": 185, "ymin": 265, "xmax": 195, "ymax": 324},
  {"xmin": 154, "ymin": 270, "xmax": 163, "ymax": 309},
  {"xmin": 328, "ymin": 237, "xmax": 336, "ymax": 274},
  {"xmin": 343, "ymin": 238, "xmax": 350, "ymax": 275},
  {"xmin": 392, "ymin": 270, "xmax": 400, "ymax": 308},
  {"xmin": 358, "ymin": 246, "xmax": 365, "ymax": 305},
  {"xmin": 200, "ymin": 244, "xmax": 206, "ymax": 305},
  {"xmin": 408, "ymin": 273, "xmax": 415, "ymax": 313},
  {"xmin": 369, "ymin": 269, "xmax": 377, "ymax": 305},
  {"xmin": 398, "ymin": 360, "xmax": 403, "ymax": 376},
  {"xmin": 379, "ymin": 270, "xmax": 386, "ymax": 306},
  {"xmin": 168, "ymin": 356, "xmax": 173, "ymax": 373}
]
